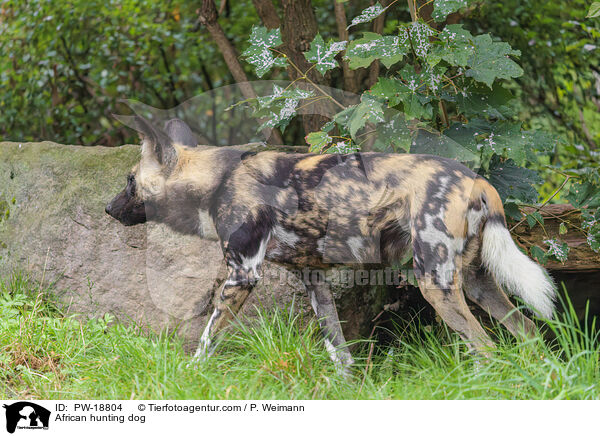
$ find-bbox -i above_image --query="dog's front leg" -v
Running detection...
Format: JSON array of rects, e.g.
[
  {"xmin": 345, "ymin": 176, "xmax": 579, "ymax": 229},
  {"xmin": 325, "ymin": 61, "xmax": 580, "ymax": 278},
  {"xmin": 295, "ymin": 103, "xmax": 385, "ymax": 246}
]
[
  {"xmin": 193, "ymin": 262, "xmax": 257, "ymax": 360},
  {"xmin": 304, "ymin": 278, "xmax": 354, "ymax": 375}
]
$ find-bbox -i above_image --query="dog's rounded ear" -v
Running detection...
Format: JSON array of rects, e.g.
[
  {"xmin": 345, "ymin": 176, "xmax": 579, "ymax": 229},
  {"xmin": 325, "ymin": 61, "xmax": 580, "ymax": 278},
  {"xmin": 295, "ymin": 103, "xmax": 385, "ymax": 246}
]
[
  {"xmin": 113, "ymin": 114, "xmax": 176, "ymax": 168},
  {"xmin": 164, "ymin": 118, "xmax": 197, "ymax": 147},
  {"xmin": 136, "ymin": 116, "xmax": 176, "ymax": 168}
]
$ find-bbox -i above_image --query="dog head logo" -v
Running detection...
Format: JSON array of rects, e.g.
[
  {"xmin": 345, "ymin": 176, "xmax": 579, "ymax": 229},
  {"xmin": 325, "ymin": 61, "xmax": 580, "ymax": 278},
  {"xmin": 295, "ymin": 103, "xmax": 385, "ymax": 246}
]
[{"xmin": 3, "ymin": 402, "xmax": 50, "ymax": 433}]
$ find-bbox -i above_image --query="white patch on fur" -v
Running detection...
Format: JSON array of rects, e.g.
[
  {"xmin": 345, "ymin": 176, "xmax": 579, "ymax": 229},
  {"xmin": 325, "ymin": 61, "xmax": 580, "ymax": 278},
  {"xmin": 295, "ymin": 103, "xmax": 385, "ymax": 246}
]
[
  {"xmin": 419, "ymin": 217, "xmax": 464, "ymax": 288},
  {"xmin": 309, "ymin": 292, "xmax": 343, "ymax": 366},
  {"xmin": 347, "ymin": 236, "xmax": 365, "ymax": 262},
  {"xmin": 466, "ymin": 206, "xmax": 487, "ymax": 237},
  {"xmin": 194, "ymin": 308, "xmax": 219, "ymax": 359},
  {"xmin": 241, "ymin": 233, "xmax": 270, "ymax": 276},
  {"xmin": 481, "ymin": 222, "xmax": 556, "ymax": 318},
  {"xmin": 272, "ymin": 225, "xmax": 299, "ymax": 247},
  {"xmin": 309, "ymin": 290, "xmax": 319, "ymax": 315},
  {"xmin": 317, "ymin": 238, "xmax": 326, "ymax": 254},
  {"xmin": 434, "ymin": 176, "xmax": 450, "ymax": 199},
  {"xmin": 324, "ymin": 338, "xmax": 343, "ymax": 365},
  {"xmin": 418, "ymin": 176, "xmax": 464, "ymax": 288}
]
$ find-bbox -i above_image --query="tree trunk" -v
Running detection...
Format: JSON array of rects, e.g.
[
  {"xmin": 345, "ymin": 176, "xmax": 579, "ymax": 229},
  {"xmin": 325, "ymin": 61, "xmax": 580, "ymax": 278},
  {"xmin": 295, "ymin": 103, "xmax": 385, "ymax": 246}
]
[
  {"xmin": 252, "ymin": 0, "xmax": 281, "ymax": 29},
  {"xmin": 510, "ymin": 204, "xmax": 600, "ymax": 272},
  {"xmin": 334, "ymin": 1, "xmax": 360, "ymax": 94},
  {"xmin": 280, "ymin": 0, "xmax": 333, "ymax": 135}
]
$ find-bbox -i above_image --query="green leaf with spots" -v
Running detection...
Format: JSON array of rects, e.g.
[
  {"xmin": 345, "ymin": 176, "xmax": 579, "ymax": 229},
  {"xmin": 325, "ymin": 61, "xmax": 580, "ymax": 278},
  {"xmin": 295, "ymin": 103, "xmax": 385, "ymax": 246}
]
[
  {"xmin": 372, "ymin": 110, "xmax": 413, "ymax": 152},
  {"xmin": 566, "ymin": 180, "xmax": 600, "ymax": 209},
  {"xmin": 582, "ymin": 209, "xmax": 600, "ymax": 253},
  {"xmin": 530, "ymin": 245, "xmax": 548, "ymax": 265},
  {"xmin": 487, "ymin": 156, "xmax": 541, "ymax": 203},
  {"xmin": 544, "ymin": 238, "xmax": 570, "ymax": 263},
  {"xmin": 347, "ymin": 2, "xmax": 387, "ymax": 28},
  {"xmin": 247, "ymin": 85, "xmax": 315, "ymax": 132},
  {"xmin": 371, "ymin": 76, "xmax": 434, "ymax": 120},
  {"xmin": 304, "ymin": 34, "xmax": 347, "ymax": 75},
  {"xmin": 306, "ymin": 131, "xmax": 332, "ymax": 153},
  {"xmin": 346, "ymin": 96, "xmax": 386, "ymax": 138},
  {"xmin": 451, "ymin": 83, "xmax": 515, "ymax": 119},
  {"xmin": 559, "ymin": 222, "xmax": 568, "ymax": 235},
  {"xmin": 411, "ymin": 127, "xmax": 479, "ymax": 161},
  {"xmin": 370, "ymin": 66, "xmax": 442, "ymax": 120},
  {"xmin": 436, "ymin": 24, "xmax": 475, "ymax": 67},
  {"xmin": 504, "ymin": 202, "xmax": 523, "ymax": 221},
  {"xmin": 402, "ymin": 21, "xmax": 436, "ymax": 59},
  {"xmin": 432, "ymin": 0, "xmax": 469, "ymax": 22},
  {"xmin": 242, "ymin": 26, "xmax": 287, "ymax": 78},
  {"xmin": 325, "ymin": 141, "xmax": 360, "ymax": 154},
  {"xmin": 370, "ymin": 77, "xmax": 406, "ymax": 107},
  {"xmin": 345, "ymin": 32, "xmax": 409, "ymax": 69},
  {"xmin": 489, "ymin": 123, "xmax": 541, "ymax": 165},
  {"xmin": 587, "ymin": 2, "xmax": 600, "ymax": 18},
  {"xmin": 255, "ymin": 85, "xmax": 314, "ymax": 109},
  {"xmin": 444, "ymin": 120, "xmax": 548, "ymax": 167},
  {"xmin": 526, "ymin": 211, "xmax": 544, "ymax": 229},
  {"xmin": 466, "ymin": 34, "xmax": 523, "ymax": 88}
]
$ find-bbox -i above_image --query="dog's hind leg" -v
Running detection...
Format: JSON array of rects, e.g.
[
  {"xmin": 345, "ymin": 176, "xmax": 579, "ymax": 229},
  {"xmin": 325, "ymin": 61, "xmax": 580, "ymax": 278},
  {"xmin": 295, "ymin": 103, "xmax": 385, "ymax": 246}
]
[
  {"xmin": 413, "ymin": 231, "xmax": 495, "ymax": 356},
  {"xmin": 464, "ymin": 266, "xmax": 536, "ymax": 339},
  {"xmin": 417, "ymin": 273, "xmax": 496, "ymax": 356},
  {"xmin": 303, "ymin": 277, "xmax": 354, "ymax": 375}
]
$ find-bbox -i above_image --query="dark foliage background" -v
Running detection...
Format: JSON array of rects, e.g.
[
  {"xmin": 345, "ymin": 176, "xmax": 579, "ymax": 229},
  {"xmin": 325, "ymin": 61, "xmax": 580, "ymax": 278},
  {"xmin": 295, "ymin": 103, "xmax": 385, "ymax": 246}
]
[{"xmin": 1, "ymin": 0, "xmax": 597, "ymax": 148}]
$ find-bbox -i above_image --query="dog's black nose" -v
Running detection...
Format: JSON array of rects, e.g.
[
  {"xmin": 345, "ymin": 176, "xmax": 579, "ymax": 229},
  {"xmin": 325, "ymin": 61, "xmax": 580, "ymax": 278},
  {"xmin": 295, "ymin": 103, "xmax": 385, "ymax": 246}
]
[{"xmin": 105, "ymin": 204, "xmax": 112, "ymax": 215}]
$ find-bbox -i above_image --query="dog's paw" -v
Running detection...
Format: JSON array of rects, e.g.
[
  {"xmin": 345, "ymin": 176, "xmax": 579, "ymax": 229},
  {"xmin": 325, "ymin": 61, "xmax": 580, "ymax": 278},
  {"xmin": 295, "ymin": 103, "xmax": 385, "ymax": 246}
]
[{"xmin": 186, "ymin": 343, "xmax": 215, "ymax": 368}]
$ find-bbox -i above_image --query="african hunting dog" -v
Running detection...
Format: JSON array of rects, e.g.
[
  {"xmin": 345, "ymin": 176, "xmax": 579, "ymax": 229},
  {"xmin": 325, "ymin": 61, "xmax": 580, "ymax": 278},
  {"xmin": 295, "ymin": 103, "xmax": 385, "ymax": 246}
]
[{"xmin": 106, "ymin": 117, "xmax": 556, "ymax": 371}]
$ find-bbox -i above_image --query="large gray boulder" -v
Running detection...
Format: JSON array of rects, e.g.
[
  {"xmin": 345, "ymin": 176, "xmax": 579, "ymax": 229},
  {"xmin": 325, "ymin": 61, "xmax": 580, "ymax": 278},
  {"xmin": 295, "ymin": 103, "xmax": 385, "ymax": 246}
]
[{"xmin": 0, "ymin": 142, "xmax": 385, "ymax": 344}]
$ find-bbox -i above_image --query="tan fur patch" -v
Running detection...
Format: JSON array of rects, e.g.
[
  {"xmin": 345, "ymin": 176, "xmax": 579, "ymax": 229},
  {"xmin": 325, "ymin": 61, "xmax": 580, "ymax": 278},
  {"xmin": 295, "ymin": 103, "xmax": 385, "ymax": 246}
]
[
  {"xmin": 443, "ymin": 177, "xmax": 474, "ymax": 239},
  {"xmin": 471, "ymin": 177, "xmax": 504, "ymax": 216},
  {"xmin": 295, "ymin": 154, "xmax": 330, "ymax": 171},
  {"xmin": 168, "ymin": 146, "xmax": 223, "ymax": 198}
]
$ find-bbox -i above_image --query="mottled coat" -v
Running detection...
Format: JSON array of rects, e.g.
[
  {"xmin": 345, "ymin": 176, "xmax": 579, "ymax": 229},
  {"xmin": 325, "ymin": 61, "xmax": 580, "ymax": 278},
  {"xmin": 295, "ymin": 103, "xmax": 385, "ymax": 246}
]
[{"xmin": 106, "ymin": 118, "xmax": 556, "ymax": 370}]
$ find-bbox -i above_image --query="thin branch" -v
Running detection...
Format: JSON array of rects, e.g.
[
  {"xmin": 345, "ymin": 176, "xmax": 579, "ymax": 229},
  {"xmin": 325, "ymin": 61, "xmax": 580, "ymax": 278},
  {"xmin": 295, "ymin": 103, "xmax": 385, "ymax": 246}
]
[
  {"xmin": 198, "ymin": 0, "xmax": 283, "ymax": 144},
  {"xmin": 417, "ymin": 0, "xmax": 434, "ymax": 14},
  {"xmin": 334, "ymin": 1, "xmax": 359, "ymax": 93},
  {"xmin": 407, "ymin": 0, "xmax": 417, "ymax": 21},
  {"xmin": 358, "ymin": 321, "xmax": 381, "ymax": 395},
  {"xmin": 198, "ymin": 0, "xmax": 254, "ymax": 99},
  {"xmin": 59, "ymin": 36, "xmax": 89, "ymax": 113},
  {"xmin": 509, "ymin": 175, "xmax": 571, "ymax": 233},
  {"xmin": 273, "ymin": 50, "xmax": 346, "ymax": 110},
  {"xmin": 438, "ymin": 101, "xmax": 449, "ymax": 127},
  {"xmin": 218, "ymin": 0, "xmax": 227, "ymax": 15},
  {"xmin": 367, "ymin": 0, "xmax": 388, "ymax": 88},
  {"xmin": 160, "ymin": 47, "xmax": 181, "ymax": 106}
]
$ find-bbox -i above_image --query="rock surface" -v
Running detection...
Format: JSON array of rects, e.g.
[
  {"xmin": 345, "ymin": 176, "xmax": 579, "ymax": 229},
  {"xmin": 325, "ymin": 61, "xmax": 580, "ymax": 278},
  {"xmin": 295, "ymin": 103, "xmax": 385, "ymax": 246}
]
[{"xmin": 0, "ymin": 142, "xmax": 385, "ymax": 345}]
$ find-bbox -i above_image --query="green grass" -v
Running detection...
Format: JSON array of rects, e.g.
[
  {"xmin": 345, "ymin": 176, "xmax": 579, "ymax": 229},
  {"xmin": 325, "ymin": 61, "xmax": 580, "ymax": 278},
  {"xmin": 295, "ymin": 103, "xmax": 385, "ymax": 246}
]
[{"xmin": 0, "ymin": 273, "xmax": 599, "ymax": 400}]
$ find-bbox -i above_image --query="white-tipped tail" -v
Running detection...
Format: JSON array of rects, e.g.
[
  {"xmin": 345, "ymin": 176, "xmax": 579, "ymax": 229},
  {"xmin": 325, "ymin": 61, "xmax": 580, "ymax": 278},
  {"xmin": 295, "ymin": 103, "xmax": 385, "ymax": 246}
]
[{"xmin": 481, "ymin": 221, "xmax": 556, "ymax": 318}]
